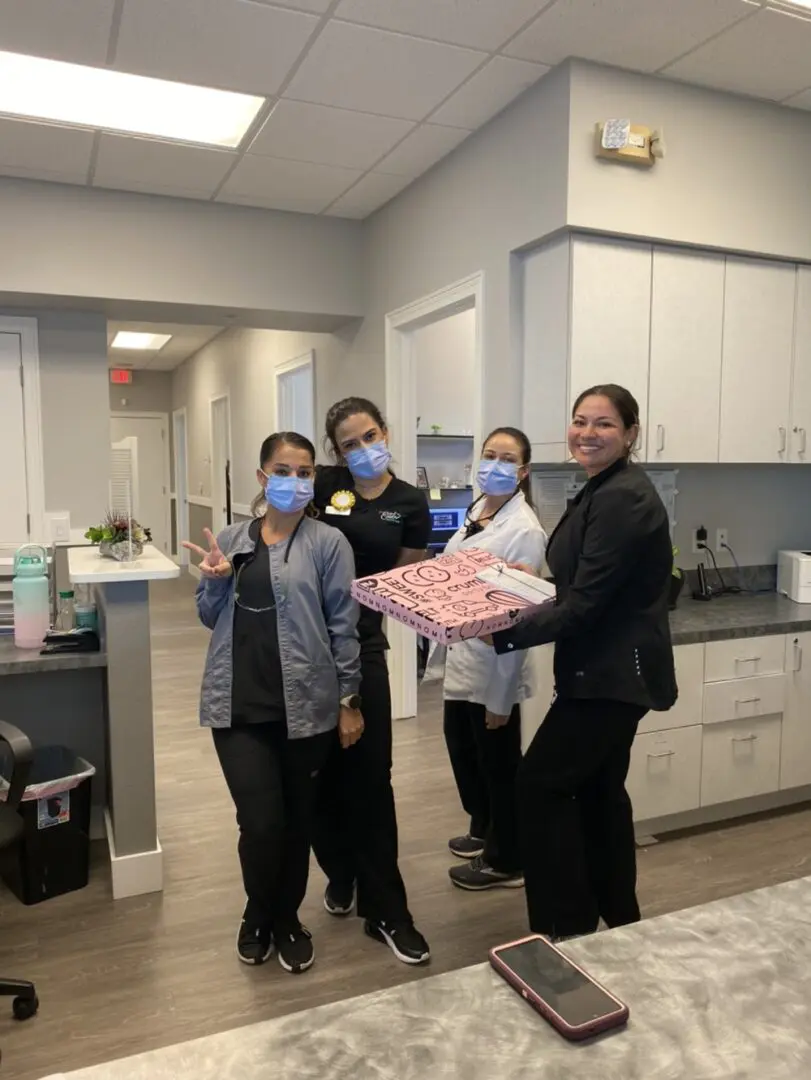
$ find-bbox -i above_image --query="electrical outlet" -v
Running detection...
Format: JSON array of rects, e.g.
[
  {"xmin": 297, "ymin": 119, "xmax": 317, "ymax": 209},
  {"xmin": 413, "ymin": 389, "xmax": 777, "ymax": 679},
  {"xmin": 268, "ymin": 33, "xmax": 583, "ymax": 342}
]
[
  {"xmin": 716, "ymin": 528, "xmax": 728, "ymax": 553},
  {"xmin": 692, "ymin": 526, "xmax": 708, "ymax": 555}
]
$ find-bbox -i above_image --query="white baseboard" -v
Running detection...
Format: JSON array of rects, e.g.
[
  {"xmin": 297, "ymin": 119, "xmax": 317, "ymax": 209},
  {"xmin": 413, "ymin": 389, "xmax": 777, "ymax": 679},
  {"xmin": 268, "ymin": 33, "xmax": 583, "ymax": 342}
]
[{"xmin": 105, "ymin": 809, "xmax": 163, "ymax": 900}]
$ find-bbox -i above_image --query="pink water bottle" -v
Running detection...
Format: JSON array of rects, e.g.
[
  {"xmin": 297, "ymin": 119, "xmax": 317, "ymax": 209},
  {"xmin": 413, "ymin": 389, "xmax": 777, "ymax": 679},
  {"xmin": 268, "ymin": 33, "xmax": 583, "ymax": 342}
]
[{"xmin": 13, "ymin": 544, "xmax": 51, "ymax": 649}]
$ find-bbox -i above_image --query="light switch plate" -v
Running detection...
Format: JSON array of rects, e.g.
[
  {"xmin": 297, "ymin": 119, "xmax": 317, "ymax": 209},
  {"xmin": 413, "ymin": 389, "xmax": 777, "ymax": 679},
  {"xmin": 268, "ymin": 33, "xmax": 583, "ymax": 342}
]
[{"xmin": 44, "ymin": 512, "xmax": 71, "ymax": 543}]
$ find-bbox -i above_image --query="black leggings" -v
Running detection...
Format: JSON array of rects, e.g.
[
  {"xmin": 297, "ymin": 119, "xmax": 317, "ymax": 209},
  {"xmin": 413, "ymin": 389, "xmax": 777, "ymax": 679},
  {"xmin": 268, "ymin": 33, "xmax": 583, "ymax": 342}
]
[
  {"xmin": 213, "ymin": 722, "xmax": 333, "ymax": 934},
  {"xmin": 443, "ymin": 700, "xmax": 522, "ymax": 873},
  {"xmin": 312, "ymin": 650, "xmax": 411, "ymax": 924},
  {"xmin": 518, "ymin": 696, "xmax": 645, "ymax": 938}
]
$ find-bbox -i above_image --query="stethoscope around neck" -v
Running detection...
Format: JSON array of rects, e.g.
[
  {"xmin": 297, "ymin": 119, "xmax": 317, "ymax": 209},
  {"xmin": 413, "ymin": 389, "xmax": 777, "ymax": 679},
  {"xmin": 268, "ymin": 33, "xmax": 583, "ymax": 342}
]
[
  {"xmin": 234, "ymin": 514, "xmax": 305, "ymax": 613},
  {"xmin": 462, "ymin": 489, "xmax": 519, "ymax": 540}
]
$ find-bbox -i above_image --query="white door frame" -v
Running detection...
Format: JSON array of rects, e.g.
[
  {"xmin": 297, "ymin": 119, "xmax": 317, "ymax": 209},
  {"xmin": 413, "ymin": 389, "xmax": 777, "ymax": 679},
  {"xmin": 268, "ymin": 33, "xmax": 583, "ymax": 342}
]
[
  {"xmin": 275, "ymin": 349, "xmax": 316, "ymax": 439},
  {"xmin": 209, "ymin": 392, "xmax": 232, "ymax": 533},
  {"xmin": 0, "ymin": 316, "xmax": 45, "ymax": 543},
  {"xmin": 110, "ymin": 412, "xmax": 172, "ymax": 556},
  {"xmin": 384, "ymin": 271, "xmax": 485, "ymax": 720},
  {"xmin": 172, "ymin": 406, "xmax": 190, "ymax": 565}
]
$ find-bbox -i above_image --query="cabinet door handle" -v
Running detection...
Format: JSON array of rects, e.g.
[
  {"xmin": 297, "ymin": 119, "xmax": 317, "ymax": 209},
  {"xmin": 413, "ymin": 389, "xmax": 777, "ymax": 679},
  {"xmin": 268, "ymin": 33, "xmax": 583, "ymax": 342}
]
[
  {"xmin": 731, "ymin": 734, "xmax": 759, "ymax": 743},
  {"xmin": 794, "ymin": 640, "xmax": 803, "ymax": 672},
  {"xmin": 735, "ymin": 696, "xmax": 761, "ymax": 706},
  {"xmin": 647, "ymin": 749, "xmax": 675, "ymax": 759},
  {"xmin": 656, "ymin": 425, "xmax": 665, "ymax": 453},
  {"xmin": 734, "ymin": 656, "xmax": 760, "ymax": 666},
  {"xmin": 801, "ymin": 428, "xmax": 808, "ymax": 456},
  {"xmin": 779, "ymin": 427, "xmax": 787, "ymax": 454}
]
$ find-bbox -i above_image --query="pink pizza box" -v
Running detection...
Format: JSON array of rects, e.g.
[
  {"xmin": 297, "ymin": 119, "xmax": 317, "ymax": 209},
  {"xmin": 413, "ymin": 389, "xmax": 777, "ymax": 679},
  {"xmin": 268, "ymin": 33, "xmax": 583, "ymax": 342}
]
[{"xmin": 351, "ymin": 548, "xmax": 553, "ymax": 645}]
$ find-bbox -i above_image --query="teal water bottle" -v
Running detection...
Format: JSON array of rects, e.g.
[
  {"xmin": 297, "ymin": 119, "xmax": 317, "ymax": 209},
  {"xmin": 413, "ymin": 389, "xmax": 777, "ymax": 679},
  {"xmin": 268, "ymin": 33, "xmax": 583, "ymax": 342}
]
[{"xmin": 13, "ymin": 544, "xmax": 50, "ymax": 649}]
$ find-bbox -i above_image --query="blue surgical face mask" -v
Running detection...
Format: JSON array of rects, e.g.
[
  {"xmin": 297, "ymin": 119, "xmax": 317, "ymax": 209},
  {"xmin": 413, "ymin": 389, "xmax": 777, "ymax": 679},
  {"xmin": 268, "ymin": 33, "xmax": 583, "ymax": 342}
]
[
  {"xmin": 477, "ymin": 458, "xmax": 519, "ymax": 497},
  {"xmin": 345, "ymin": 441, "xmax": 392, "ymax": 480},
  {"xmin": 263, "ymin": 473, "xmax": 314, "ymax": 514}
]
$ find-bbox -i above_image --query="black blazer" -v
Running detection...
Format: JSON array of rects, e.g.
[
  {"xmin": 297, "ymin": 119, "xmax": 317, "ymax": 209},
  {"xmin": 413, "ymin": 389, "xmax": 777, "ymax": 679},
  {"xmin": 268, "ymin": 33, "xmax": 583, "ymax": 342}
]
[{"xmin": 494, "ymin": 459, "xmax": 677, "ymax": 712}]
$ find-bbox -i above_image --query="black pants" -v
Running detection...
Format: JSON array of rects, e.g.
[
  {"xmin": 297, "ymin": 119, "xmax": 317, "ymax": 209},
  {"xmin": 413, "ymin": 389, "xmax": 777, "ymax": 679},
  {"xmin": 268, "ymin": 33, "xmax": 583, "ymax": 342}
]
[
  {"xmin": 213, "ymin": 722, "xmax": 333, "ymax": 933},
  {"xmin": 312, "ymin": 651, "xmax": 411, "ymax": 924},
  {"xmin": 518, "ymin": 696, "xmax": 645, "ymax": 938},
  {"xmin": 443, "ymin": 700, "xmax": 522, "ymax": 873}
]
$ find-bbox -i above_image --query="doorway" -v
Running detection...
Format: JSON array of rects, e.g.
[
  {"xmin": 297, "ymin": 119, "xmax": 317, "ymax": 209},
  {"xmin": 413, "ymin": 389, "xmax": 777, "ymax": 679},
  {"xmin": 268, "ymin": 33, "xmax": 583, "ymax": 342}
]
[
  {"xmin": 385, "ymin": 273, "xmax": 484, "ymax": 720},
  {"xmin": 210, "ymin": 394, "xmax": 232, "ymax": 535},
  {"xmin": 276, "ymin": 350, "xmax": 316, "ymax": 442},
  {"xmin": 110, "ymin": 414, "xmax": 171, "ymax": 556},
  {"xmin": 172, "ymin": 408, "xmax": 190, "ymax": 565},
  {"xmin": 0, "ymin": 319, "xmax": 44, "ymax": 545}
]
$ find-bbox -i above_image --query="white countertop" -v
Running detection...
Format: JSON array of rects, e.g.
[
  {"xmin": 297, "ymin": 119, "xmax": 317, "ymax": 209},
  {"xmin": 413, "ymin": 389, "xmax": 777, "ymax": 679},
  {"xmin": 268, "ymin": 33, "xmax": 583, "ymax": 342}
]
[{"xmin": 68, "ymin": 545, "xmax": 181, "ymax": 584}]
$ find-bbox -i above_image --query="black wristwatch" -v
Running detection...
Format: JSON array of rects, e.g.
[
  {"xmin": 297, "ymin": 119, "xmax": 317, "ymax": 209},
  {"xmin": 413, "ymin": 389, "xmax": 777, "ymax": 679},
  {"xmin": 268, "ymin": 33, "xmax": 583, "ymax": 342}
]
[{"xmin": 340, "ymin": 694, "xmax": 362, "ymax": 711}]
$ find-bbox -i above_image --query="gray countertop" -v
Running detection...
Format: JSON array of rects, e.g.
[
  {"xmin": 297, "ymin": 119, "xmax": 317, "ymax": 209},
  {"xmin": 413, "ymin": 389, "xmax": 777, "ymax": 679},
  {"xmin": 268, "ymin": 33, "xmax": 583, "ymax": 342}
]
[
  {"xmin": 0, "ymin": 636, "xmax": 106, "ymax": 675},
  {"xmin": 669, "ymin": 591, "xmax": 811, "ymax": 645},
  {"xmin": 54, "ymin": 875, "xmax": 811, "ymax": 1080}
]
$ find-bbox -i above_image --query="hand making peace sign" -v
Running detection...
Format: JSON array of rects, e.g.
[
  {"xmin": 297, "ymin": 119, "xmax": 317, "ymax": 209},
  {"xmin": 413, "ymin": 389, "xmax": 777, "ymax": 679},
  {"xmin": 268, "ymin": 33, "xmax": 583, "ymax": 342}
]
[{"xmin": 182, "ymin": 528, "xmax": 232, "ymax": 578}]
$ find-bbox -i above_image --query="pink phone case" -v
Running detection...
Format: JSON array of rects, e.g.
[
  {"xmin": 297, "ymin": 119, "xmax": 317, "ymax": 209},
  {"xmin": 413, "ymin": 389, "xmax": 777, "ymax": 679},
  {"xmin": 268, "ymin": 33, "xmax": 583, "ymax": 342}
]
[{"xmin": 489, "ymin": 934, "xmax": 629, "ymax": 1041}]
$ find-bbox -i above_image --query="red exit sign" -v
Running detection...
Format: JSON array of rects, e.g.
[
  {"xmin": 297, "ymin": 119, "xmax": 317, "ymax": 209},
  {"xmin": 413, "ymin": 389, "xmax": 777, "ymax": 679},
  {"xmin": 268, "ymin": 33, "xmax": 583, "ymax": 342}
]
[{"xmin": 110, "ymin": 368, "xmax": 133, "ymax": 385}]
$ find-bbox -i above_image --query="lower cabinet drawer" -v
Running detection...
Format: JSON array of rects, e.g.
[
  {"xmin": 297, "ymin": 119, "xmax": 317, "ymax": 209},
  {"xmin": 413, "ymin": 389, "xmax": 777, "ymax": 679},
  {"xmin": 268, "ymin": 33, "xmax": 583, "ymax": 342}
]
[
  {"xmin": 702, "ymin": 673, "xmax": 786, "ymax": 725},
  {"xmin": 700, "ymin": 716, "xmax": 782, "ymax": 807},
  {"xmin": 628, "ymin": 726, "xmax": 702, "ymax": 822}
]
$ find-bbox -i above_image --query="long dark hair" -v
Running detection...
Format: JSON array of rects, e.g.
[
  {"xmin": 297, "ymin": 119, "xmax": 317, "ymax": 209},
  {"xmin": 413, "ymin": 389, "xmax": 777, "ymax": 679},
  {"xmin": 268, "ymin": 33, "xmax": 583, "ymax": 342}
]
[
  {"xmin": 324, "ymin": 396, "xmax": 388, "ymax": 462},
  {"xmin": 251, "ymin": 431, "xmax": 317, "ymax": 518},
  {"xmin": 482, "ymin": 426, "xmax": 535, "ymax": 510},
  {"xmin": 572, "ymin": 384, "xmax": 640, "ymax": 459}
]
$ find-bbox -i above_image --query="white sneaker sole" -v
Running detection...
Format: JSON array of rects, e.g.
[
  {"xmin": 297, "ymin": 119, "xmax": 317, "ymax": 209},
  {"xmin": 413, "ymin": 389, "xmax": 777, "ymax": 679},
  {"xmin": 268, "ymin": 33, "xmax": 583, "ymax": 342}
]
[
  {"xmin": 450, "ymin": 875, "xmax": 525, "ymax": 891},
  {"xmin": 324, "ymin": 892, "xmax": 355, "ymax": 917},
  {"xmin": 277, "ymin": 949, "xmax": 315, "ymax": 974},
  {"xmin": 236, "ymin": 930, "xmax": 273, "ymax": 966},
  {"xmin": 366, "ymin": 923, "xmax": 430, "ymax": 966}
]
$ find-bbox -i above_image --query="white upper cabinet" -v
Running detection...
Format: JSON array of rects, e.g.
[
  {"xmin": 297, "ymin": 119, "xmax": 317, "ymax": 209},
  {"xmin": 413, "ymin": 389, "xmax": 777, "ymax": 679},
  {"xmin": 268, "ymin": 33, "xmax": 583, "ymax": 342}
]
[
  {"xmin": 719, "ymin": 257, "xmax": 796, "ymax": 463},
  {"xmin": 569, "ymin": 237, "xmax": 652, "ymax": 462},
  {"xmin": 648, "ymin": 248, "xmax": 725, "ymax": 464},
  {"xmin": 790, "ymin": 266, "xmax": 811, "ymax": 463}
]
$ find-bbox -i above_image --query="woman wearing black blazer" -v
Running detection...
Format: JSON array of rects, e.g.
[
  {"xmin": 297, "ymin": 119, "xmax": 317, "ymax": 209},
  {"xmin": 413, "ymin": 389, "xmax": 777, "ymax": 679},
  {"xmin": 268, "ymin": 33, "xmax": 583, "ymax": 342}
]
[{"xmin": 493, "ymin": 384, "xmax": 677, "ymax": 940}]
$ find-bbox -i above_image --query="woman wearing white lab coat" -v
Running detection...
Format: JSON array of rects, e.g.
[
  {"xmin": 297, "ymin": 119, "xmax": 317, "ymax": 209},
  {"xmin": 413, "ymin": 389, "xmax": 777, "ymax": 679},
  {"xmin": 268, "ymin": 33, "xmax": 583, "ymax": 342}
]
[{"xmin": 426, "ymin": 426, "xmax": 547, "ymax": 893}]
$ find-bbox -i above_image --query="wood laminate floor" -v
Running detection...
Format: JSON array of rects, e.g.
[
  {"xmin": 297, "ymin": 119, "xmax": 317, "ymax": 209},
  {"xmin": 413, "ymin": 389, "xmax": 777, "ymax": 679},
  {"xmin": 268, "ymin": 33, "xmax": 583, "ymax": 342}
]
[{"xmin": 2, "ymin": 575, "xmax": 811, "ymax": 1079}]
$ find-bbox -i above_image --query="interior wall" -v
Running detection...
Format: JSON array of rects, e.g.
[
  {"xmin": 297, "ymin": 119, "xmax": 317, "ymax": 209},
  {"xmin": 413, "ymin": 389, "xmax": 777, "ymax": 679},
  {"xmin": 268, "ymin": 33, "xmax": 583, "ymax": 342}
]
[
  {"xmin": 567, "ymin": 60, "xmax": 811, "ymax": 260},
  {"xmin": 172, "ymin": 325, "xmax": 355, "ymax": 511},
  {"xmin": 0, "ymin": 177, "xmax": 364, "ymax": 322},
  {"xmin": 0, "ymin": 309, "xmax": 110, "ymax": 532},
  {"xmin": 354, "ymin": 64, "xmax": 571, "ymax": 445},
  {"xmin": 109, "ymin": 370, "xmax": 173, "ymax": 415},
  {"xmin": 415, "ymin": 309, "xmax": 476, "ymax": 436}
]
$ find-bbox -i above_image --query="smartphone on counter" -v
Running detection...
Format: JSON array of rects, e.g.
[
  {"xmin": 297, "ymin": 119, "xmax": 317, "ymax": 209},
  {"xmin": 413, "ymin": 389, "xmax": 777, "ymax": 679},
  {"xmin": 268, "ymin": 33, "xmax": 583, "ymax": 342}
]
[{"xmin": 489, "ymin": 934, "xmax": 629, "ymax": 1041}]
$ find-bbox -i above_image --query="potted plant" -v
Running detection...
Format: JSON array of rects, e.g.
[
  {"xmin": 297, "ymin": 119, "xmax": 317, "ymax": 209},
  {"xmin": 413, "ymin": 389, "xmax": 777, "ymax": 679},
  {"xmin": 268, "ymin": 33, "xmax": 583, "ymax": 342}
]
[
  {"xmin": 669, "ymin": 546, "xmax": 684, "ymax": 610},
  {"xmin": 85, "ymin": 512, "xmax": 152, "ymax": 562}
]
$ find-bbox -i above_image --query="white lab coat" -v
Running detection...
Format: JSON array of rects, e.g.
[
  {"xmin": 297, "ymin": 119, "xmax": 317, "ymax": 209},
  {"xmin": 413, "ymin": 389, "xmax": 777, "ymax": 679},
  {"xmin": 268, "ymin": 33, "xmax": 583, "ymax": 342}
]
[{"xmin": 424, "ymin": 492, "xmax": 548, "ymax": 717}]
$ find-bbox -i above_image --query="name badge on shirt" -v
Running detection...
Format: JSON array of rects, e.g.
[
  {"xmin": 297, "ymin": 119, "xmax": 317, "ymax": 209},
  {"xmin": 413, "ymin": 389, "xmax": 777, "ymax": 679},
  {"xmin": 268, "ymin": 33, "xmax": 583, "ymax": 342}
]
[
  {"xmin": 325, "ymin": 506, "xmax": 351, "ymax": 516},
  {"xmin": 327, "ymin": 490, "xmax": 355, "ymax": 516}
]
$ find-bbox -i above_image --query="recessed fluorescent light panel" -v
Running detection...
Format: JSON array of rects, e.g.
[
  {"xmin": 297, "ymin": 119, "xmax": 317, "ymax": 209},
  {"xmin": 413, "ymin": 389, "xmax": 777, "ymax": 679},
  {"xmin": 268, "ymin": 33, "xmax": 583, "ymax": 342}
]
[
  {"xmin": 0, "ymin": 51, "xmax": 264, "ymax": 148},
  {"xmin": 111, "ymin": 332, "xmax": 172, "ymax": 351}
]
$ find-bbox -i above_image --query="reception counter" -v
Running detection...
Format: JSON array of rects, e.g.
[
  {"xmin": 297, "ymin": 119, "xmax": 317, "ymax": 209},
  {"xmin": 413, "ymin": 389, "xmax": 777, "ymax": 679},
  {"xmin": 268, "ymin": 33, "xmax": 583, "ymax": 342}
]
[{"xmin": 68, "ymin": 545, "xmax": 179, "ymax": 899}]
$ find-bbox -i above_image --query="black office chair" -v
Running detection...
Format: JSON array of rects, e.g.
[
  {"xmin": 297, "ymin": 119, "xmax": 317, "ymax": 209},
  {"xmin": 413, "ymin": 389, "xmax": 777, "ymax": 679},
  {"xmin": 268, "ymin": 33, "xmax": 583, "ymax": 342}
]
[{"xmin": 0, "ymin": 721, "xmax": 39, "ymax": 1031}]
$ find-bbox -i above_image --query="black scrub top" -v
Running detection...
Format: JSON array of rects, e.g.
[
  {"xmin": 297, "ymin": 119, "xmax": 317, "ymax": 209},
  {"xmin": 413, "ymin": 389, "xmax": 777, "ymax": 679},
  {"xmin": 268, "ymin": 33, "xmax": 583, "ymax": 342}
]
[
  {"xmin": 314, "ymin": 465, "xmax": 430, "ymax": 652},
  {"xmin": 231, "ymin": 522, "xmax": 286, "ymax": 724}
]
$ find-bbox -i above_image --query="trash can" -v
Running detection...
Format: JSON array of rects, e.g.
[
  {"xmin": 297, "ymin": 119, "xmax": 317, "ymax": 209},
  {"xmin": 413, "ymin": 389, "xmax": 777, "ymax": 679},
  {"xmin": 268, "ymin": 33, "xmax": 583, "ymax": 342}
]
[{"xmin": 0, "ymin": 745, "xmax": 95, "ymax": 905}]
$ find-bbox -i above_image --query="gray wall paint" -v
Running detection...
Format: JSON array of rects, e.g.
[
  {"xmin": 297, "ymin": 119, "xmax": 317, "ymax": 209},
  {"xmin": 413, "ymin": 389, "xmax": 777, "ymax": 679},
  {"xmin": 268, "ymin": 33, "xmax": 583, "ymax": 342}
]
[
  {"xmin": 567, "ymin": 60, "xmax": 811, "ymax": 261},
  {"xmin": 1, "ymin": 308, "xmax": 110, "ymax": 531},
  {"xmin": 354, "ymin": 64, "xmax": 571, "ymax": 434},
  {"xmin": 0, "ymin": 177, "xmax": 364, "ymax": 322},
  {"xmin": 109, "ymin": 370, "xmax": 173, "ymax": 415}
]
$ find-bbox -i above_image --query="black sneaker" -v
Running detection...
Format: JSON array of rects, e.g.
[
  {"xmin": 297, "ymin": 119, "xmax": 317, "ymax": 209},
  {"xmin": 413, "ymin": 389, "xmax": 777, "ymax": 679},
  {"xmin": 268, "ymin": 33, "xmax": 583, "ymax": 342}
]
[
  {"xmin": 448, "ymin": 855, "xmax": 524, "ymax": 891},
  {"xmin": 365, "ymin": 919, "xmax": 430, "ymax": 965},
  {"xmin": 448, "ymin": 833, "xmax": 485, "ymax": 859},
  {"xmin": 324, "ymin": 880, "xmax": 356, "ymax": 917},
  {"xmin": 236, "ymin": 911, "xmax": 273, "ymax": 966},
  {"xmin": 276, "ymin": 924, "xmax": 314, "ymax": 974}
]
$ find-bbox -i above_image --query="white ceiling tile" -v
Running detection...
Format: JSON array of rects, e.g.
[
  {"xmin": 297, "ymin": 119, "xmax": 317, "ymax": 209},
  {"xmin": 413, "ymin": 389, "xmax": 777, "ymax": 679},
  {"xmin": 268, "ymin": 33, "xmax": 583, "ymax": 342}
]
[
  {"xmin": 662, "ymin": 7, "xmax": 811, "ymax": 101},
  {"xmin": 333, "ymin": 0, "xmax": 548, "ymax": 51},
  {"xmin": 783, "ymin": 87, "xmax": 811, "ymax": 111},
  {"xmin": 375, "ymin": 124, "xmax": 470, "ymax": 178},
  {"xmin": 325, "ymin": 171, "xmax": 413, "ymax": 218},
  {"xmin": 285, "ymin": 20, "xmax": 486, "ymax": 121},
  {"xmin": 431, "ymin": 56, "xmax": 549, "ymax": 129},
  {"xmin": 505, "ymin": 0, "xmax": 755, "ymax": 73},
  {"xmin": 0, "ymin": 118, "xmax": 94, "ymax": 184},
  {"xmin": 114, "ymin": 0, "xmax": 320, "ymax": 95},
  {"xmin": 251, "ymin": 100, "xmax": 414, "ymax": 169},
  {"xmin": 255, "ymin": 0, "xmax": 332, "ymax": 11},
  {"xmin": 93, "ymin": 134, "xmax": 235, "ymax": 197},
  {"xmin": 218, "ymin": 154, "xmax": 362, "ymax": 214},
  {"xmin": 0, "ymin": 0, "xmax": 116, "ymax": 65}
]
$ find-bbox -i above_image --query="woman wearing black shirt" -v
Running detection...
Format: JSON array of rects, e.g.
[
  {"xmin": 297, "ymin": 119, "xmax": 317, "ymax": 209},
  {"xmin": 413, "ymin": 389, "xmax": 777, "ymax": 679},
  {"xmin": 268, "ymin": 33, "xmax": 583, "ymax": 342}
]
[
  {"xmin": 313, "ymin": 396, "xmax": 431, "ymax": 965},
  {"xmin": 493, "ymin": 385, "xmax": 677, "ymax": 940}
]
